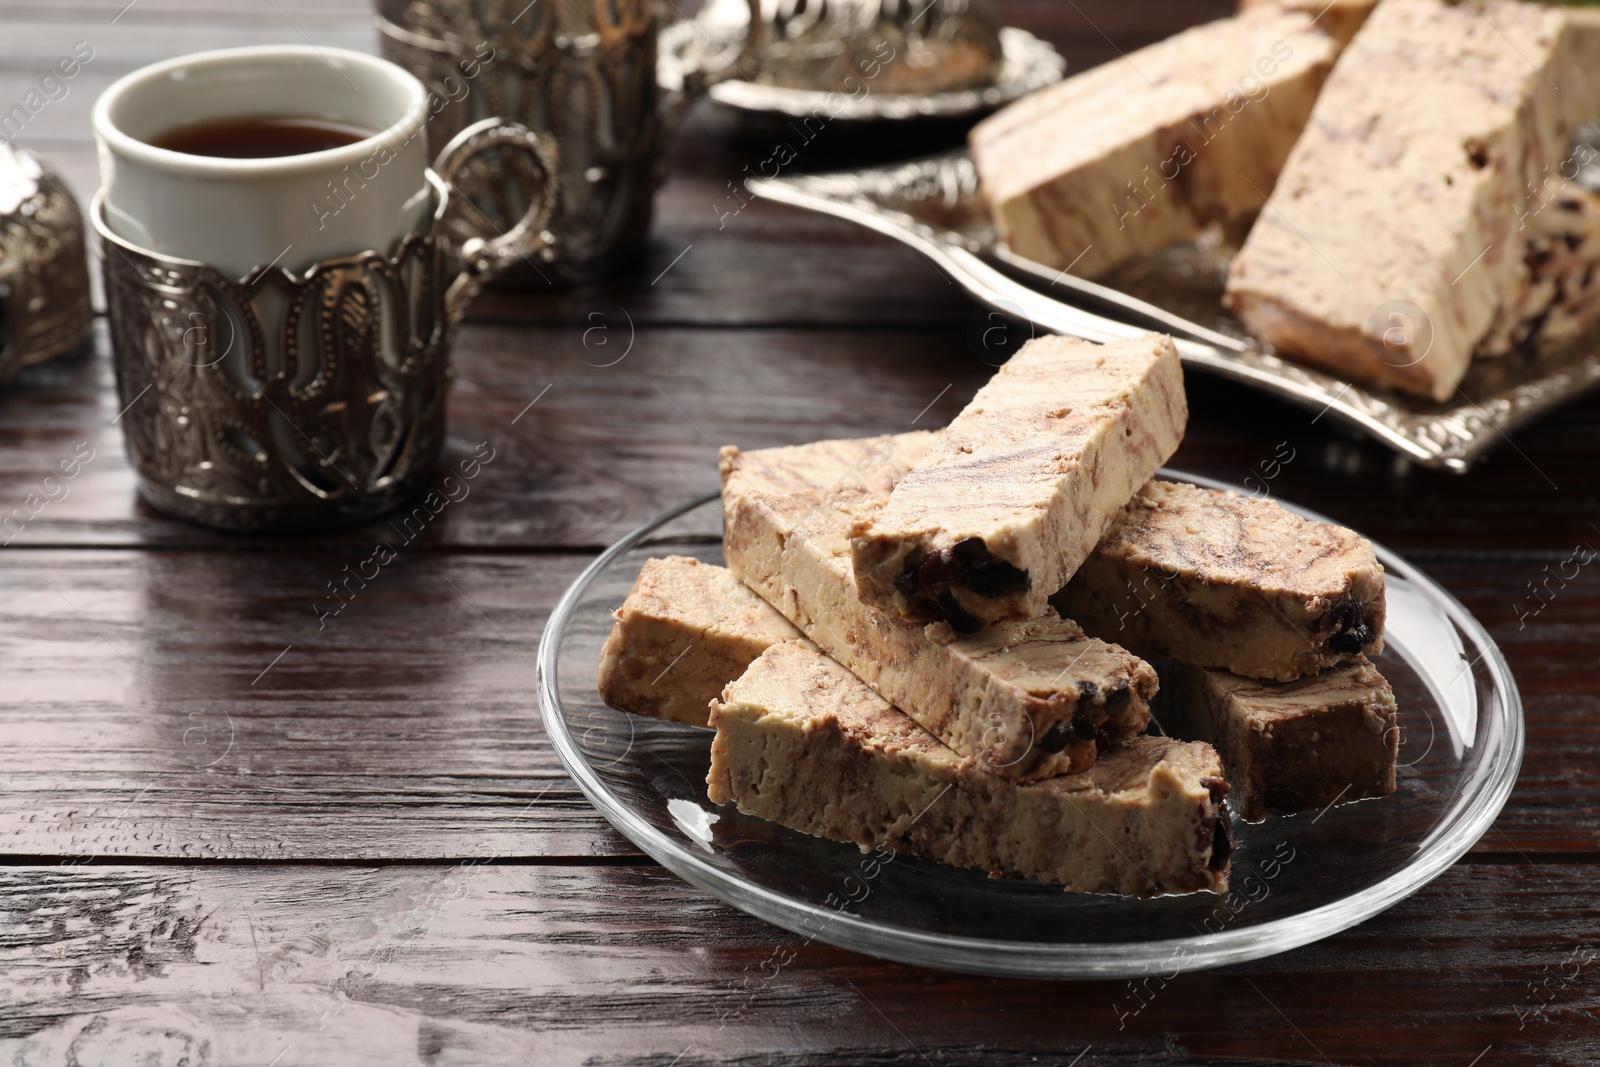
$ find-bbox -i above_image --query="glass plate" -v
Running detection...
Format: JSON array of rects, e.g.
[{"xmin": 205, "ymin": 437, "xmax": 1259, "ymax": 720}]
[{"xmin": 537, "ymin": 473, "xmax": 1523, "ymax": 978}]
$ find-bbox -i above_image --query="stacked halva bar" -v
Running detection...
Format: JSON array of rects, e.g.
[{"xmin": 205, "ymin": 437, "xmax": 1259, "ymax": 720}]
[
  {"xmin": 969, "ymin": 5, "xmax": 1343, "ymax": 282},
  {"xmin": 970, "ymin": 0, "xmax": 1600, "ymax": 403},
  {"xmin": 1225, "ymin": 0, "xmax": 1600, "ymax": 402},
  {"xmin": 597, "ymin": 333, "xmax": 1401, "ymax": 896}
]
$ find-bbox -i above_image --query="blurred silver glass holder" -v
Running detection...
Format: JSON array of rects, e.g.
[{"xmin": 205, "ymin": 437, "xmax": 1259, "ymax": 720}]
[
  {"xmin": 376, "ymin": 0, "xmax": 760, "ymax": 285},
  {"xmin": 93, "ymin": 119, "xmax": 557, "ymax": 532},
  {"xmin": 0, "ymin": 143, "xmax": 95, "ymax": 385}
]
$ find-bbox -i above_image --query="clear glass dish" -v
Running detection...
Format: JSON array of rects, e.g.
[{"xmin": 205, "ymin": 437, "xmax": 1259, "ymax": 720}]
[{"xmin": 537, "ymin": 473, "xmax": 1523, "ymax": 978}]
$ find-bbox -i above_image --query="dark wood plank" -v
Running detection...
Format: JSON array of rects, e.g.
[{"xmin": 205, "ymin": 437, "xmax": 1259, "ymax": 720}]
[
  {"xmin": 0, "ymin": 549, "xmax": 627, "ymax": 860},
  {"xmin": 1174, "ymin": 374, "xmax": 1600, "ymax": 557},
  {"xmin": 0, "ymin": 0, "xmax": 1221, "ymax": 164},
  {"xmin": 0, "ymin": 0, "xmax": 1236, "ymax": 333},
  {"xmin": 0, "ymin": 0, "xmax": 377, "ymax": 18},
  {"xmin": 0, "ymin": 549, "xmax": 1593, "ymax": 858},
  {"xmin": 0, "ymin": 861, "xmax": 1595, "ymax": 1065},
  {"xmin": 0, "ymin": 0, "xmax": 1589, "ymax": 1056},
  {"xmin": 1427, "ymin": 559, "xmax": 1600, "ymax": 856},
  {"xmin": 0, "ymin": 324, "xmax": 980, "ymax": 550},
  {"xmin": 3, "ymin": 324, "xmax": 1599, "ymax": 553},
  {"xmin": 14, "ymin": 0, "xmax": 1590, "ymax": 509}
]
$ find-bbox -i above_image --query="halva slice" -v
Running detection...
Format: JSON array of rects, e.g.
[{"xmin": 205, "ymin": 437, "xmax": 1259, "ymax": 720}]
[
  {"xmin": 1223, "ymin": 0, "xmax": 1600, "ymax": 402},
  {"xmin": 722, "ymin": 433, "xmax": 1155, "ymax": 781},
  {"xmin": 1236, "ymin": 0, "xmax": 1376, "ymax": 48},
  {"xmin": 1480, "ymin": 176, "xmax": 1600, "ymax": 360},
  {"xmin": 597, "ymin": 555, "xmax": 800, "ymax": 727},
  {"xmin": 851, "ymin": 333, "xmax": 1186, "ymax": 629},
  {"xmin": 1154, "ymin": 657, "xmax": 1398, "ymax": 822},
  {"xmin": 1052, "ymin": 480, "xmax": 1385, "ymax": 682},
  {"xmin": 969, "ymin": 8, "xmax": 1340, "ymax": 280},
  {"xmin": 709, "ymin": 639, "xmax": 1232, "ymax": 896}
]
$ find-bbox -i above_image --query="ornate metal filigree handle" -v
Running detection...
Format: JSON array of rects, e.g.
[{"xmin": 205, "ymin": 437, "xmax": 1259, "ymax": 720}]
[{"xmin": 432, "ymin": 117, "xmax": 559, "ymax": 322}]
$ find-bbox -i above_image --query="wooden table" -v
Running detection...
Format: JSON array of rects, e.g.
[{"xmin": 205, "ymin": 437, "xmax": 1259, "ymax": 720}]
[{"xmin": 3, "ymin": 1, "xmax": 1599, "ymax": 1063}]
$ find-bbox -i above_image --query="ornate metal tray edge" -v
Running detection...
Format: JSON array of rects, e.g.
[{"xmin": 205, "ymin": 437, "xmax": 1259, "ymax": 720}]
[
  {"xmin": 750, "ymin": 152, "xmax": 1600, "ymax": 472},
  {"xmin": 660, "ymin": 25, "xmax": 1065, "ymax": 122}
]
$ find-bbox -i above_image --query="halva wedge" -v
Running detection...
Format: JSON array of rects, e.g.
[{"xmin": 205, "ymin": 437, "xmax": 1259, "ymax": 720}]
[
  {"xmin": 970, "ymin": 7, "xmax": 1340, "ymax": 279},
  {"xmin": 1154, "ymin": 657, "xmax": 1398, "ymax": 822},
  {"xmin": 597, "ymin": 555, "xmax": 801, "ymax": 727},
  {"xmin": 1236, "ymin": 0, "xmax": 1376, "ymax": 48},
  {"xmin": 709, "ymin": 639, "xmax": 1233, "ymax": 896},
  {"xmin": 1052, "ymin": 479, "xmax": 1385, "ymax": 682},
  {"xmin": 722, "ymin": 433, "xmax": 1156, "ymax": 781},
  {"xmin": 1223, "ymin": 0, "xmax": 1600, "ymax": 401},
  {"xmin": 851, "ymin": 333, "xmax": 1186, "ymax": 629}
]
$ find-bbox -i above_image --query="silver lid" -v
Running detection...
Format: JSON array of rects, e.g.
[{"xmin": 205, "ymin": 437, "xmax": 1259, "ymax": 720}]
[
  {"xmin": 659, "ymin": 21, "xmax": 1063, "ymax": 123},
  {"xmin": 0, "ymin": 143, "xmax": 93, "ymax": 384},
  {"xmin": 702, "ymin": 0, "xmax": 1004, "ymax": 94}
]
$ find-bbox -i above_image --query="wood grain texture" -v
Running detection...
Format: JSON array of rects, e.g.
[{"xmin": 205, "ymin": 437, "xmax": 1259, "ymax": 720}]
[
  {"xmin": 0, "ymin": 0, "xmax": 1593, "ymax": 1059},
  {"xmin": 2, "ymin": 326, "xmax": 1597, "ymax": 551},
  {"xmin": 1, "ymin": 863, "xmax": 1598, "ymax": 1066},
  {"xmin": 0, "ymin": 550, "xmax": 1594, "ymax": 858},
  {"xmin": 0, "ymin": 549, "xmax": 625, "ymax": 860},
  {"xmin": 0, "ymin": 0, "xmax": 1299, "ymax": 341}
]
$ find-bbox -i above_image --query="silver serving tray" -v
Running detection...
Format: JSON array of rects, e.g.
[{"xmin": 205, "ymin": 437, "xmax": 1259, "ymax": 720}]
[
  {"xmin": 750, "ymin": 151, "xmax": 1600, "ymax": 472},
  {"xmin": 659, "ymin": 24, "xmax": 1064, "ymax": 122}
]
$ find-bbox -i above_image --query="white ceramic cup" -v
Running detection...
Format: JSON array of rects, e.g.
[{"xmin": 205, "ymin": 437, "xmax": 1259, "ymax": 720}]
[{"xmin": 93, "ymin": 45, "xmax": 434, "ymax": 278}]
